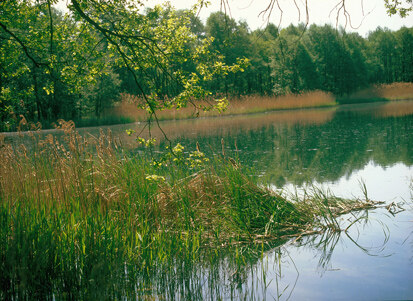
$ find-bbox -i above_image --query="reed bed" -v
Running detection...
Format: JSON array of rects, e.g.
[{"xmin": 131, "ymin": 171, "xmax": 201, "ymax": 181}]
[
  {"xmin": 368, "ymin": 82, "xmax": 413, "ymax": 100},
  {"xmin": 109, "ymin": 84, "xmax": 413, "ymax": 124},
  {"xmin": 227, "ymin": 91, "xmax": 336, "ymax": 114},
  {"xmin": 0, "ymin": 123, "xmax": 379, "ymax": 299},
  {"xmin": 338, "ymin": 82, "xmax": 413, "ymax": 104},
  {"xmin": 110, "ymin": 91, "xmax": 336, "ymax": 122}
]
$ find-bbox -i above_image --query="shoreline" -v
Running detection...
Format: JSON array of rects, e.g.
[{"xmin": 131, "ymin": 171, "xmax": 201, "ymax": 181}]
[{"xmin": 2, "ymin": 97, "xmax": 413, "ymax": 136}]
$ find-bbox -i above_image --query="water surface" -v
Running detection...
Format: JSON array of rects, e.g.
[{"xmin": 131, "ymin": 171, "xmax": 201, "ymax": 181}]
[
  {"xmin": 150, "ymin": 101, "xmax": 413, "ymax": 300},
  {"xmin": 3, "ymin": 100, "xmax": 413, "ymax": 299}
]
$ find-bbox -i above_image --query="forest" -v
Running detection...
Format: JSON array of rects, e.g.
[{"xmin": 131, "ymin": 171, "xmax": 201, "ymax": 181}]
[{"xmin": 1, "ymin": 1, "xmax": 413, "ymax": 131}]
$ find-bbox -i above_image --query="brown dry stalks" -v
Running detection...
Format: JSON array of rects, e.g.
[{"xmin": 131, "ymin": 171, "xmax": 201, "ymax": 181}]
[
  {"xmin": 108, "ymin": 91, "xmax": 336, "ymax": 122},
  {"xmin": 347, "ymin": 82, "xmax": 413, "ymax": 100},
  {"xmin": 0, "ymin": 121, "xmax": 127, "ymax": 212}
]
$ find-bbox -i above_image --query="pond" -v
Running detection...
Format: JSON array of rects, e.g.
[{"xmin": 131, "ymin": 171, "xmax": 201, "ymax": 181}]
[
  {"xmin": 88, "ymin": 101, "xmax": 412, "ymax": 300},
  {"xmin": 119, "ymin": 101, "xmax": 413, "ymax": 300},
  {"xmin": 3, "ymin": 100, "xmax": 413, "ymax": 299}
]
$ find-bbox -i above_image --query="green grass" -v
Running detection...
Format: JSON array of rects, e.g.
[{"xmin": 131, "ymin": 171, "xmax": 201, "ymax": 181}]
[
  {"xmin": 73, "ymin": 115, "xmax": 135, "ymax": 128},
  {"xmin": 1, "ymin": 114, "xmax": 135, "ymax": 133},
  {"xmin": 0, "ymin": 125, "xmax": 379, "ymax": 299},
  {"xmin": 336, "ymin": 97, "xmax": 389, "ymax": 105}
]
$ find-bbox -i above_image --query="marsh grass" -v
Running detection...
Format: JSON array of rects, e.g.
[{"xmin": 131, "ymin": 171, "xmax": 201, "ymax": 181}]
[
  {"xmin": 74, "ymin": 115, "xmax": 134, "ymax": 128},
  {"xmin": 0, "ymin": 124, "xmax": 380, "ymax": 299},
  {"xmin": 111, "ymin": 91, "xmax": 336, "ymax": 122},
  {"xmin": 338, "ymin": 82, "xmax": 413, "ymax": 104},
  {"xmin": 229, "ymin": 92, "xmax": 336, "ymax": 114},
  {"xmin": 110, "ymin": 84, "xmax": 413, "ymax": 124}
]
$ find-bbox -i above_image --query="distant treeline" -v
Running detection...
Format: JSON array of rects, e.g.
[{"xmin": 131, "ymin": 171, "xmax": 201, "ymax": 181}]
[
  {"xmin": 1, "ymin": 4, "xmax": 412, "ymax": 131},
  {"xmin": 195, "ymin": 13, "xmax": 413, "ymax": 97}
]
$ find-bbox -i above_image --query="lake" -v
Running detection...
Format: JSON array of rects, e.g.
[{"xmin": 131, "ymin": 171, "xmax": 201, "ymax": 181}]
[
  {"xmin": 89, "ymin": 101, "xmax": 413, "ymax": 300},
  {"xmin": 3, "ymin": 100, "xmax": 413, "ymax": 299}
]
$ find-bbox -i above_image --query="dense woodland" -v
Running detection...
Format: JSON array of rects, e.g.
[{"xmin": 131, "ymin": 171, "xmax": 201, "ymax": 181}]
[{"xmin": 1, "ymin": 1, "xmax": 413, "ymax": 131}]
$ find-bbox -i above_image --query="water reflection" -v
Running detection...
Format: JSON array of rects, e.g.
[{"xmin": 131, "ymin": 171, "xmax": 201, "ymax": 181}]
[
  {"xmin": 3, "ymin": 207, "xmax": 409, "ymax": 300},
  {"xmin": 4, "ymin": 101, "xmax": 413, "ymax": 190},
  {"xmin": 147, "ymin": 207, "xmax": 411, "ymax": 300},
  {"xmin": 2, "ymin": 101, "xmax": 412, "ymax": 300},
  {"xmin": 164, "ymin": 103, "xmax": 413, "ymax": 188}
]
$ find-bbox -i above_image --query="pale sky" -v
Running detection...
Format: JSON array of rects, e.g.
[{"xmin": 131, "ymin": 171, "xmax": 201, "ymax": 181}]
[
  {"xmin": 149, "ymin": 0, "xmax": 413, "ymax": 36},
  {"xmin": 56, "ymin": 0, "xmax": 413, "ymax": 37}
]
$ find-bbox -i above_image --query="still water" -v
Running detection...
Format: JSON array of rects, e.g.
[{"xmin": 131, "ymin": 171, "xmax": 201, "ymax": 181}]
[
  {"xmin": 140, "ymin": 101, "xmax": 413, "ymax": 300},
  {"xmin": 4, "ymin": 101, "xmax": 413, "ymax": 299},
  {"xmin": 83, "ymin": 101, "xmax": 412, "ymax": 300}
]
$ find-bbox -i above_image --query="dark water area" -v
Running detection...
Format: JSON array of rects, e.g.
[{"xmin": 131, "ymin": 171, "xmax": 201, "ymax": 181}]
[
  {"xmin": 155, "ymin": 101, "xmax": 413, "ymax": 300},
  {"xmin": 2, "ymin": 100, "xmax": 413, "ymax": 299},
  {"xmin": 161, "ymin": 103, "xmax": 412, "ymax": 188}
]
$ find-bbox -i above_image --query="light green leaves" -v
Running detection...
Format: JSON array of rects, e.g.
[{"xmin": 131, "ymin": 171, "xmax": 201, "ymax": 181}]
[
  {"xmin": 145, "ymin": 174, "xmax": 166, "ymax": 182},
  {"xmin": 136, "ymin": 137, "xmax": 156, "ymax": 147},
  {"xmin": 384, "ymin": 0, "xmax": 413, "ymax": 17}
]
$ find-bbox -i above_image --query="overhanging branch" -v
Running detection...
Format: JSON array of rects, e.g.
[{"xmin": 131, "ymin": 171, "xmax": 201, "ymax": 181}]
[{"xmin": 0, "ymin": 21, "xmax": 45, "ymax": 68}]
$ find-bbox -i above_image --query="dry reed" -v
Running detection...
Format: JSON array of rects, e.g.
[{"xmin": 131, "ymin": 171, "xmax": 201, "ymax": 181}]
[
  {"xmin": 109, "ymin": 84, "xmax": 413, "ymax": 124},
  {"xmin": 346, "ymin": 82, "xmax": 413, "ymax": 100},
  {"xmin": 109, "ymin": 91, "xmax": 336, "ymax": 122}
]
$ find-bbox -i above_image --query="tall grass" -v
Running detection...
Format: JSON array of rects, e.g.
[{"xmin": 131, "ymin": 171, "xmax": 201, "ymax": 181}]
[
  {"xmin": 338, "ymin": 82, "xmax": 413, "ymax": 104},
  {"xmin": 0, "ymin": 123, "xmax": 379, "ymax": 299},
  {"xmin": 111, "ymin": 91, "xmax": 336, "ymax": 122},
  {"xmin": 111, "ymin": 84, "xmax": 413, "ymax": 124},
  {"xmin": 228, "ymin": 91, "xmax": 336, "ymax": 114}
]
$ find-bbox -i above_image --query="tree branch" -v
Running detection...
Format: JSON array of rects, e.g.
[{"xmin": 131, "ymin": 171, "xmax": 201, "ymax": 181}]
[
  {"xmin": 0, "ymin": 21, "xmax": 45, "ymax": 68},
  {"xmin": 69, "ymin": 0, "xmax": 173, "ymax": 146}
]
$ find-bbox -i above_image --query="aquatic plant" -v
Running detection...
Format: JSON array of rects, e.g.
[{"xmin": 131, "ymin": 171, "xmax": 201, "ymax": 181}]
[{"xmin": 0, "ymin": 124, "xmax": 380, "ymax": 299}]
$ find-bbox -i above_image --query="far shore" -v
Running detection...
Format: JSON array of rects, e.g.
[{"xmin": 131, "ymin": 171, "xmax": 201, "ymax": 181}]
[
  {"xmin": 2, "ymin": 83, "xmax": 413, "ymax": 134},
  {"xmin": 110, "ymin": 83, "xmax": 413, "ymax": 123}
]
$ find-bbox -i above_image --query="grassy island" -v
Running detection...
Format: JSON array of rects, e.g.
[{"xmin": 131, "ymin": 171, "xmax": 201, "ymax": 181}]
[{"xmin": 0, "ymin": 123, "xmax": 379, "ymax": 299}]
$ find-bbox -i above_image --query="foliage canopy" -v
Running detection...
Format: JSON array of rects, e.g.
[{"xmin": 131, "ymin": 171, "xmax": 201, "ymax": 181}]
[{"xmin": 0, "ymin": 0, "xmax": 412, "ymax": 132}]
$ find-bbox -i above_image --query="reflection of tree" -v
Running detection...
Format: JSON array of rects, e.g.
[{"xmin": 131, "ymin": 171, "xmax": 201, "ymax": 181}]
[
  {"xmin": 167, "ymin": 111, "xmax": 412, "ymax": 187},
  {"xmin": 13, "ymin": 105, "xmax": 408, "ymax": 189}
]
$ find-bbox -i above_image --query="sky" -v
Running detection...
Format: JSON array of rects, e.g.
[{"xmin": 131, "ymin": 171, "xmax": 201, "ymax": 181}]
[
  {"xmin": 148, "ymin": 0, "xmax": 413, "ymax": 36},
  {"xmin": 56, "ymin": 0, "xmax": 413, "ymax": 37}
]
